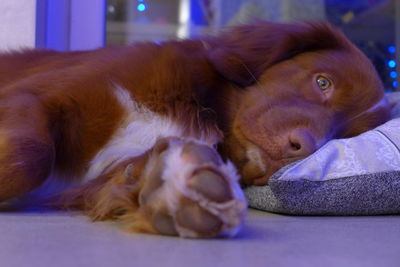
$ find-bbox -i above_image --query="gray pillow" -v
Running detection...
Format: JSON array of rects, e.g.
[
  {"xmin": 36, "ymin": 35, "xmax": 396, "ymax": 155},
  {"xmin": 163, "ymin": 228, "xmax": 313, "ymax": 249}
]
[{"xmin": 244, "ymin": 92, "xmax": 400, "ymax": 215}]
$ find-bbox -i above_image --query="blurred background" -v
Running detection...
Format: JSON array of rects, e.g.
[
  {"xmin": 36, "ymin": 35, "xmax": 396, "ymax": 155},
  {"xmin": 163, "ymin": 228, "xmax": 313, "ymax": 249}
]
[
  {"xmin": 0, "ymin": 0, "xmax": 398, "ymax": 91},
  {"xmin": 105, "ymin": 0, "xmax": 399, "ymax": 91}
]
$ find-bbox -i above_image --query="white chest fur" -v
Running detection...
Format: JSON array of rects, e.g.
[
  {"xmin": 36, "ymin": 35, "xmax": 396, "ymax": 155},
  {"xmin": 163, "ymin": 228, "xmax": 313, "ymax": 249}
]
[
  {"xmin": 82, "ymin": 86, "xmax": 186, "ymax": 182},
  {"xmin": 24, "ymin": 86, "xmax": 188, "ymax": 200}
]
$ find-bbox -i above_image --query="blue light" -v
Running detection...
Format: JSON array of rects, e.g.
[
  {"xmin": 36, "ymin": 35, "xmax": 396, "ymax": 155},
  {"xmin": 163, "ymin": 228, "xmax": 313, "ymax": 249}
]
[
  {"xmin": 388, "ymin": 60, "xmax": 396, "ymax": 68},
  {"xmin": 388, "ymin": 46, "xmax": 396, "ymax": 54},
  {"xmin": 393, "ymin": 81, "xmax": 398, "ymax": 88},
  {"xmin": 138, "ymin": 0, "xmax": 144, "ymax": 1},
  {"xmin": 390, "ymin": 71, "xmax": 398, "ymax": 79},
  {"xmin": 137, "ymin": 3, "xmax": 146, "ymax": 12}
]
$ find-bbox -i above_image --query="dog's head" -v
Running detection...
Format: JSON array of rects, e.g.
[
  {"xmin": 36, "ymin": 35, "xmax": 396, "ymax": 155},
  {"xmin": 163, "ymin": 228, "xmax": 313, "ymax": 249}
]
[{"xmin": 209, "ymin": 21, "xmax": 391, "ymax": 185}]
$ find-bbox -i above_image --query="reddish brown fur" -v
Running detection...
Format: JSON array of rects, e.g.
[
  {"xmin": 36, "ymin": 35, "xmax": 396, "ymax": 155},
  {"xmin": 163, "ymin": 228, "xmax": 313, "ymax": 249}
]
[{"xmin": 0, "ymin": 21, "xmax": 391, "ymax": 235}]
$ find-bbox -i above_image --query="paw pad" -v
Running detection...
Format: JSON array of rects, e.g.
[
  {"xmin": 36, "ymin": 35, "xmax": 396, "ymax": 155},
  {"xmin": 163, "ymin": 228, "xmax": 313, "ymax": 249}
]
[{"xmin": 135, "ymin": 138, "xmax": 247, "ymax": 238}]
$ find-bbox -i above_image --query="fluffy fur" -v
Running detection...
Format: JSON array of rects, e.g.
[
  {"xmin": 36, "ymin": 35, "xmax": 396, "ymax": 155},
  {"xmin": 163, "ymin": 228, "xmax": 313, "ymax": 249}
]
[{"xmin": 0, "ymin": 21, "xmax": 391, "ymax": 238}]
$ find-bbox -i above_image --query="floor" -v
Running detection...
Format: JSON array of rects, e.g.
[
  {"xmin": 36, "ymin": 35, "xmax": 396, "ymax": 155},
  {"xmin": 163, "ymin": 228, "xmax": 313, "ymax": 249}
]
[{"xmin": 0, "ymin": 209, "xmax": 399, "ymax": 267}]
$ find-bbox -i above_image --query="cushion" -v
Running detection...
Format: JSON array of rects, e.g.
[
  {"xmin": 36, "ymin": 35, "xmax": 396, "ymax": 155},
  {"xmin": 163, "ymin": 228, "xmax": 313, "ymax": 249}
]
[{"xmin": 244, "ymin": 92, "xmax": 400, "ymax": 215}]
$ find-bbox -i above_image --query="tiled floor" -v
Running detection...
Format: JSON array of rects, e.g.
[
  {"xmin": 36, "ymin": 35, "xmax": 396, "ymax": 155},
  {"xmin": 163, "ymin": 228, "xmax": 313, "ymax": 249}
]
[{"xmin": 0, "ymin": 209, "xmax": 399, "ymax": 267}]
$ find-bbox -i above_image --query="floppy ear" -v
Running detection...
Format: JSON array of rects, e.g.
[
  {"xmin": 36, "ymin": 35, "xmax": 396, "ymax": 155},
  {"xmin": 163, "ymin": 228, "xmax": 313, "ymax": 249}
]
[{"xmin": 208, "ymin": 21, "xmax": 351, "ymax": 86}]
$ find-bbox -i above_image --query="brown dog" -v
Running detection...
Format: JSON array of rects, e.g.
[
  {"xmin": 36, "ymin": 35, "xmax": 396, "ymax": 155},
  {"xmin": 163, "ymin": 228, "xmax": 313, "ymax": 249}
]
[{"xmin": 0, "ymin": 21, "xmax": 390, "ymax": 237}]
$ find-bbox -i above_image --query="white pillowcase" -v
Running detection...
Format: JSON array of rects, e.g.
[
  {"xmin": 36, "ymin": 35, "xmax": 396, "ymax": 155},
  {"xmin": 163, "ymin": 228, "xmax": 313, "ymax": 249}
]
[{"xmin": 277, "ymin": 117, "xmax": 400, "ymax": 182}]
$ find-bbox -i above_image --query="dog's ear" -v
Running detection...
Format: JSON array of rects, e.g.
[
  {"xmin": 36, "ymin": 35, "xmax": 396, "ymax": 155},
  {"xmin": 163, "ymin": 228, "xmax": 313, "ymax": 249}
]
[{"xmin": 208, "ymin": 21, "xmax": 351, "ymax": 86}]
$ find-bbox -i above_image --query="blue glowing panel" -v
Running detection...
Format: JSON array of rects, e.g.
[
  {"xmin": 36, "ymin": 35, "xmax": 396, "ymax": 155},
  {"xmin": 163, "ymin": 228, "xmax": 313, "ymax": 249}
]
[
  {"xmin": 190, "ymin": 0, "xmax": 207, "ymax": 25},
  {"xmin": 388, "ymin": 46, "xmax": 396, "ymax": 54},
  {"xmin": 393, "ymin": 81, "xmax": 398, "ymax": 88},
  {"xmin": 137, "ymin": 3, "xmax": 146, "ymax": 12},
  {"xmin": 388, "ymin": 60, "xmax": 396, "ymax": 68}
]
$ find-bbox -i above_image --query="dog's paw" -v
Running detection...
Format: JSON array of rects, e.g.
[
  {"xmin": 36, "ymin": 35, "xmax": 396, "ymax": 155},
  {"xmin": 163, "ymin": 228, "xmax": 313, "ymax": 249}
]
[{"xmin": 133, "ymin": 138, "xmax": 247, "ymax": 238}]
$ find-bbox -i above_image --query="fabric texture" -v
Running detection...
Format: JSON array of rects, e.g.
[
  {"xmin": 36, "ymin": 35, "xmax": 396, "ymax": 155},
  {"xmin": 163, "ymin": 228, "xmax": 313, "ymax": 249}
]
[{"xmin": 244, "ymin": 92, "xmax": 400, "ymax": 215}]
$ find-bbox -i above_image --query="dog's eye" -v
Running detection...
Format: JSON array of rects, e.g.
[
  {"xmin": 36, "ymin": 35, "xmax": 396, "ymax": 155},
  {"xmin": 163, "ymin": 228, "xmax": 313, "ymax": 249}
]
[{"xmin": 316, "ymin": 76, "xmax": 332, "ymax": 90}]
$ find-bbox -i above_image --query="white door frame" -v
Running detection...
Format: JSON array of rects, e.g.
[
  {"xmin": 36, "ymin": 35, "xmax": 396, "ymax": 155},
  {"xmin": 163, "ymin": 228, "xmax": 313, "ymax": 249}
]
[{"xmin": 0, "ymin": 0, "xmax": 37, "ymax": 51}]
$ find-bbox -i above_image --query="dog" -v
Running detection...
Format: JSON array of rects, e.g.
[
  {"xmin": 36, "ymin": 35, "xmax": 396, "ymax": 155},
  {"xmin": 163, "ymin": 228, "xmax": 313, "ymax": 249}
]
[{"xmin": 0, "ymin": 21, "xmax": 391, "ymax": 238}]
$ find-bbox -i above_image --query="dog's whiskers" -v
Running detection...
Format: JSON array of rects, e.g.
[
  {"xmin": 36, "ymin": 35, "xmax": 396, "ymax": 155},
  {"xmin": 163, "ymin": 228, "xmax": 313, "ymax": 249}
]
[{"xmin": 240, "ymin": 61, "xmax": 261, "ymax": 86}]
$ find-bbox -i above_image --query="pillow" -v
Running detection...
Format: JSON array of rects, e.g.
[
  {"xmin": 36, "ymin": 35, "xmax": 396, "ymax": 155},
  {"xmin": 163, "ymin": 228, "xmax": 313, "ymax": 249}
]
[{"xmin": 244, "ymin": 92, "xmax": 400, "ymax": 215}]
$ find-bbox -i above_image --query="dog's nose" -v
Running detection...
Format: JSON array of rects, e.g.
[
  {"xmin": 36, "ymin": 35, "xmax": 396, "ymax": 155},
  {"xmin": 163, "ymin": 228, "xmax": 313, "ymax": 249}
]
[{"xmin": 285, "ymin": 129, "xmax": 317, "ymax": 158}]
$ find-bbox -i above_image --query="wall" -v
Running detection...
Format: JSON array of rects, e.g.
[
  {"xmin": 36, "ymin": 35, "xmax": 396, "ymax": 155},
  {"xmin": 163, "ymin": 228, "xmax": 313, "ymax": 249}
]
[{"xmin": 0, "ymin": 0, "xmax": 36, "ymax": 51}]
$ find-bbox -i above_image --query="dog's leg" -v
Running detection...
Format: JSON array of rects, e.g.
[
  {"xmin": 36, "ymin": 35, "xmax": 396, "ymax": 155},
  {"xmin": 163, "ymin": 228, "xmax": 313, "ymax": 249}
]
[
  {"xmin": 0, "ymin": 94, "xmax": 54, "ymax": 201},
  {"xmin": 61, "ymin": 137, "xmax": 247, "ymax": 238}
]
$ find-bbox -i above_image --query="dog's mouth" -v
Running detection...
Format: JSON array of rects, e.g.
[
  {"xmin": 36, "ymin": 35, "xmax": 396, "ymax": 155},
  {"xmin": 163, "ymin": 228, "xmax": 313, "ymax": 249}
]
[
  {"xmin": 227, "ymin": 139, "xmax": 284, "ymax": 185},
  {"xmin": 222, "ymin": 122, "xmax": 314, "ymax": 185},
  {"xmin": 239, "ymin": 148, "xmax": 302, "ymax": 185},
  {"xmin": 221, "ymin": 128, "xmax": 288, "ymax": 185}
]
